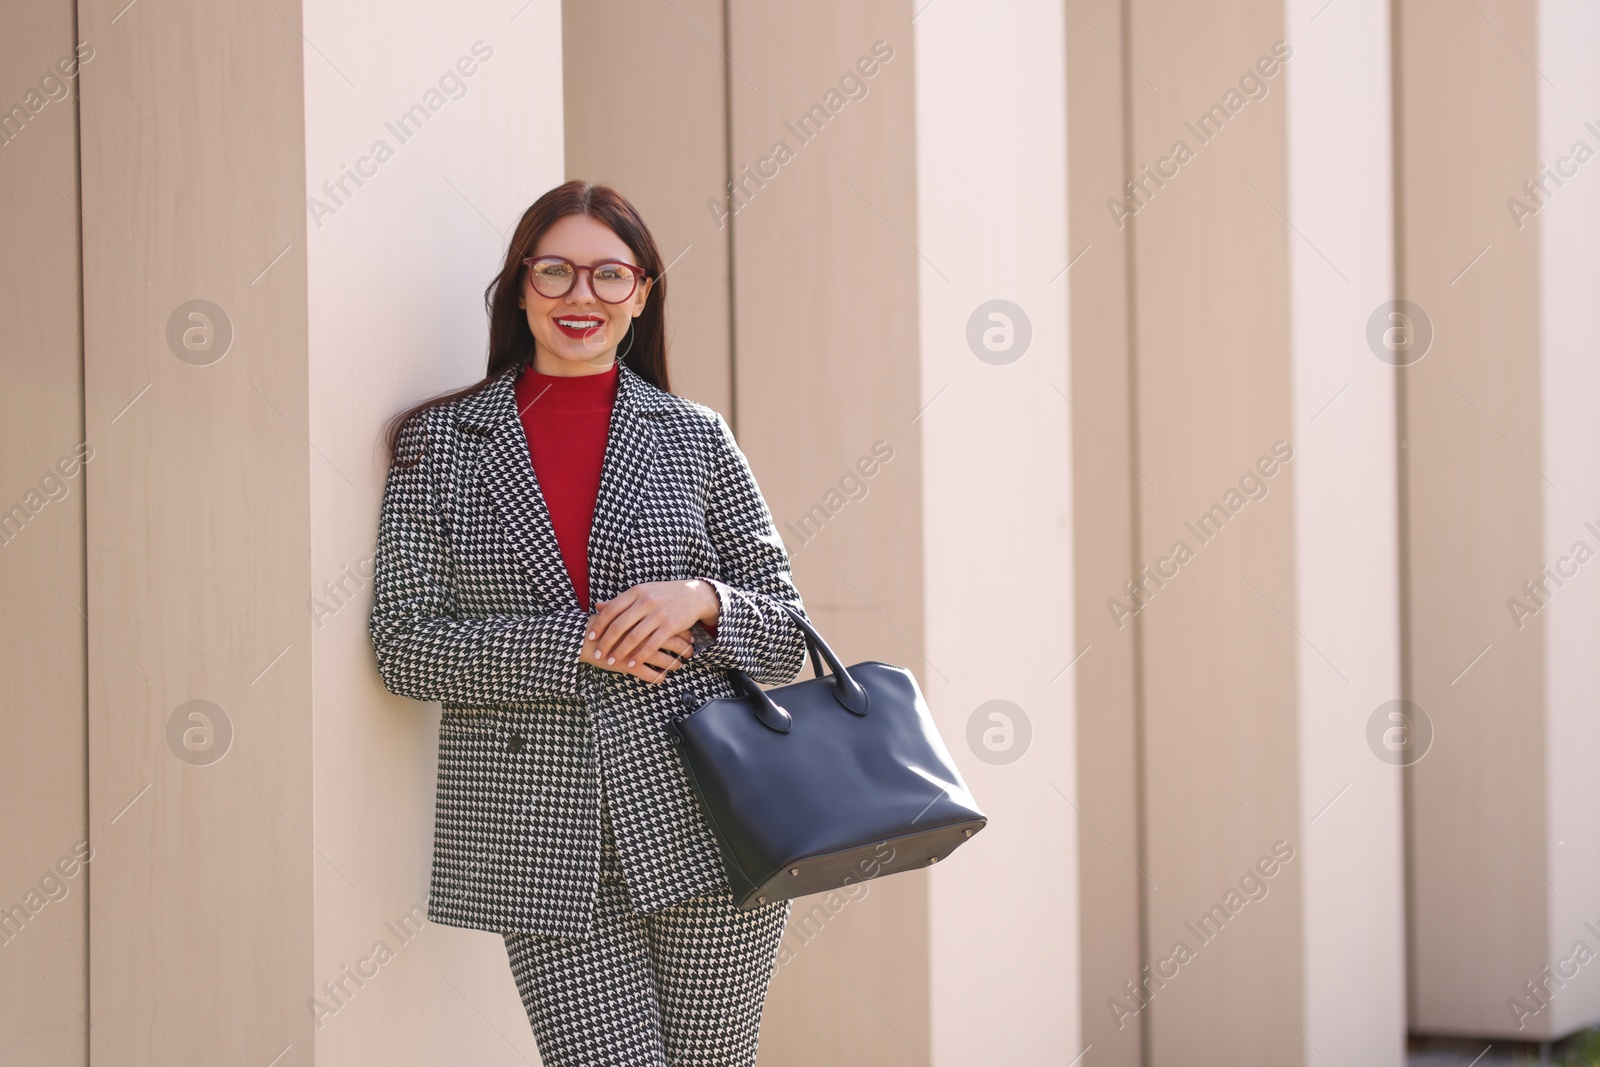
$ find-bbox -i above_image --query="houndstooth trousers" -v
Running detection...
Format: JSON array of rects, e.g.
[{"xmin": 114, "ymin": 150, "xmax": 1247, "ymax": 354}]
[{"xmin": 503, "ymin": 785, "xmax": 794, "ymax": 1066}]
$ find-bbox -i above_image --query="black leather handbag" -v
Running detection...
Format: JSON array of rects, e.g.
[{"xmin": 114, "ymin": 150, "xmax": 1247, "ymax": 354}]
[{"xmin": 666, "ymin": 602, "xmax": 988, "ymax": 910}]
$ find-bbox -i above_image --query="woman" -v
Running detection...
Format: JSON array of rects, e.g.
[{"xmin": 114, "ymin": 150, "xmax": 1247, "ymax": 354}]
[{"xmin": 367, "ymin": 180, "xmax": 809, "ymax": 1065}]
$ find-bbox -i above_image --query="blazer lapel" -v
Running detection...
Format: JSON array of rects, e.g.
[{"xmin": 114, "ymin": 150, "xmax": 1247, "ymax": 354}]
[
  {"xmin": 585, "ymin": 361, "xmax": 666, "ymax": 607},
  {"xmin": 453, "ymin": 360, "xmax": 668, "ymax": 612},
  {"xmin": 455, "ymin": 366, "xmax": 573, "ymax": 610}
]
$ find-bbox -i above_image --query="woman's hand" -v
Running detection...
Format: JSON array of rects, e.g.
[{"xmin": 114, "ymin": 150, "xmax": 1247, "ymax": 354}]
[
  {"xmin": 585, "ymin": 580, "xmax": 721, "ymax": 680},
  {"xmin": 582, "ymin": 627, "xmax": 695, "ymax": 684}
]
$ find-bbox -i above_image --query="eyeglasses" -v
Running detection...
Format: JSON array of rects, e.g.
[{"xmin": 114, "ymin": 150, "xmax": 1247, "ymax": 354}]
[{"xmin": 521, "ymin": 255, "xmax": 651, "ymax": 304}]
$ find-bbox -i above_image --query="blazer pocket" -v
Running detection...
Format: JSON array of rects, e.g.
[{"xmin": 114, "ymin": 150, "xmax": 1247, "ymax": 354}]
[{"xmin": 430, "ymin": 713, "xmax": 507, "ymax": 907}]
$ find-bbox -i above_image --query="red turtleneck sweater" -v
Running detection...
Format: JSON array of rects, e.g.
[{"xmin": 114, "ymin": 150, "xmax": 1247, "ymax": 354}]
[{"xmin": 514, "ymin": 360, "xmax": 715, "ymax": 638}]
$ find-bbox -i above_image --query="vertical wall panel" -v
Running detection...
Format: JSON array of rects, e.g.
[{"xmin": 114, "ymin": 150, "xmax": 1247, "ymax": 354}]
[
  {"xmin": 78, "ymin": 0, "xmax": 314, "ymax": 1062},
  {"xmin": 563, "ymin": 0, "xmax": 734, "ymax": 414},
  {"xmin": 1402, "ymin": 0, "xmax": 1600, "ymax": 1040},
  {"xmin": 1067, "ymin": 0, "xmax": 1144, "ymax": 1060},
  {"xmin": 0, "ymin": 1, "xmax": 89, "ymax": 1061},
  {"xmin": 724, "ymin": 4, "xmax": 929, "ymax": 1064},
  {"xmin": 913, "ymin": 2, "xmax": 1078, "ymax": 1064},
  {"xmin": 1537, "ymin": 0, "xmax": 1600, "ymax": 1036},
  {"xmin": 1398, "ymin": 0, "xmax": 1548, "ymax": 1038},
  {"xmin": 1284, "ymin": 1, "xmax": 1405, "ymax": 1062},
  {"xmin": 1125, "ymin": 1, "xmax": 1303, "ymax": 1061}
]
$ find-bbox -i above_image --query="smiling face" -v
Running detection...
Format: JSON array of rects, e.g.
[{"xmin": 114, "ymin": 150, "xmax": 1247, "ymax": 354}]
[{"xmin": 518, "ymin": 213, "xmax": 654, "ymax": 377}]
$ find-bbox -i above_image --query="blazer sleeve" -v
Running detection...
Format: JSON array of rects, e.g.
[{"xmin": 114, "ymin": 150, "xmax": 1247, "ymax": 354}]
[
  {"xmin": 367, "ymin": 410, "xmax": 594, "ymax": 705},
  {"xmin": 687, "ymin": 410, "xmax": 809, "ymax": 687}
]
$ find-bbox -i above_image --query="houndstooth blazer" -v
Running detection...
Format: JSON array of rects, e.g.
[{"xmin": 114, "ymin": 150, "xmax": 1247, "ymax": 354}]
[{"xmin": 368, "ymin": 359, "xmax": 809, "ymax": 939}]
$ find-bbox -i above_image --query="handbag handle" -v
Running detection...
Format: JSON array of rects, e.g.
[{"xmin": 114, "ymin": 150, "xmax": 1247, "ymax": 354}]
[
  {"xmin": 725, "ymin": 669, "xmax": 793, "ymax": 732},
  {"xmin": 780, "ymin": 602, "xmax": 868, "ymax": 716},
  {"xmin": 719, "ymin": 604, "xmax": 870, "ymax": 734}
]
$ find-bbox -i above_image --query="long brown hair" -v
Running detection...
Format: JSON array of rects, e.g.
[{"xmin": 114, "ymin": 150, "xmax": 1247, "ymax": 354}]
[{"xmin": 381, "ymin": 180, "xmax": 672, "ymax": 464}]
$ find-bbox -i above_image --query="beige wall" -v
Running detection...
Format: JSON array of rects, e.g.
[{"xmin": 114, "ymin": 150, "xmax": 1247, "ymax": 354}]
[
  {"xmin": 60, "ymin": 0, "xmax": 568, "ymax": 1062},
  {"xmin": 1070, "ymin": 1, "xmax": 1406, "ymax": 1063},
  {"xmin": 76, "ymin": 0, "xmax": 316, "ymax": 1059},
  {"xmin": 1066, "ymin": 0, "xmax": 1146, "ymax": 1060},
  {"xmin": 1285, "ymin": 0, "xmax": 1407, "ymax": 1061},
  {"xmin": 1399, "ymin": 0, "xmax": 1547, "ymax": 1038},
  {"xmin": 723, "ymin": 4, "xmax": 931, "ymax": 1064},
  {"xmin": 1128, "ymin": 4, "xmax": 1304, "ymax": 1061},
  {"xmin": 1401, "ymin": 0, "xmax": 1600, "ymax": 1040},
  {"xmin": 0, "ymin": 0, "xmax": 89, "ymax": 1061},
  {"xmin": 911, "ymin": 3, "xmax": 1080, "ymax": 1063},
  {"xmin": 566, "ymin": 3, "xmax": 933, "ymax": 1064},
  {"xmin": 563, "ymin": 0, "xmax": 733, "ymax": 416},
  {"xmin": 8, "ymin": 0, "xmax": 1600, "ymax": 1061},
  {"xmin": 302, "ymin": 1, "xmax": 568, "ymax": 1062},
  {"xmin": 1538, "ymin": 0, "xmax": 1600, "ymax": 1038}
]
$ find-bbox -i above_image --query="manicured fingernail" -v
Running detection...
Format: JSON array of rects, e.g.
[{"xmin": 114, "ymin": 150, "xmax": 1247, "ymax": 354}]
[
  {"xmin": 587, "ymin": 631, "xmax": 596, "ymax": 639},
  {"xmin": 627, "ymin": 660, "xmax": 635, "ymax": 667},
  {"xmin": 593, "ymin": 650, "xmax": 602, "ymax": 659},
  {"xmin": 606, "ymin": 656, "xmax": 615, "ymax": 664}
]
